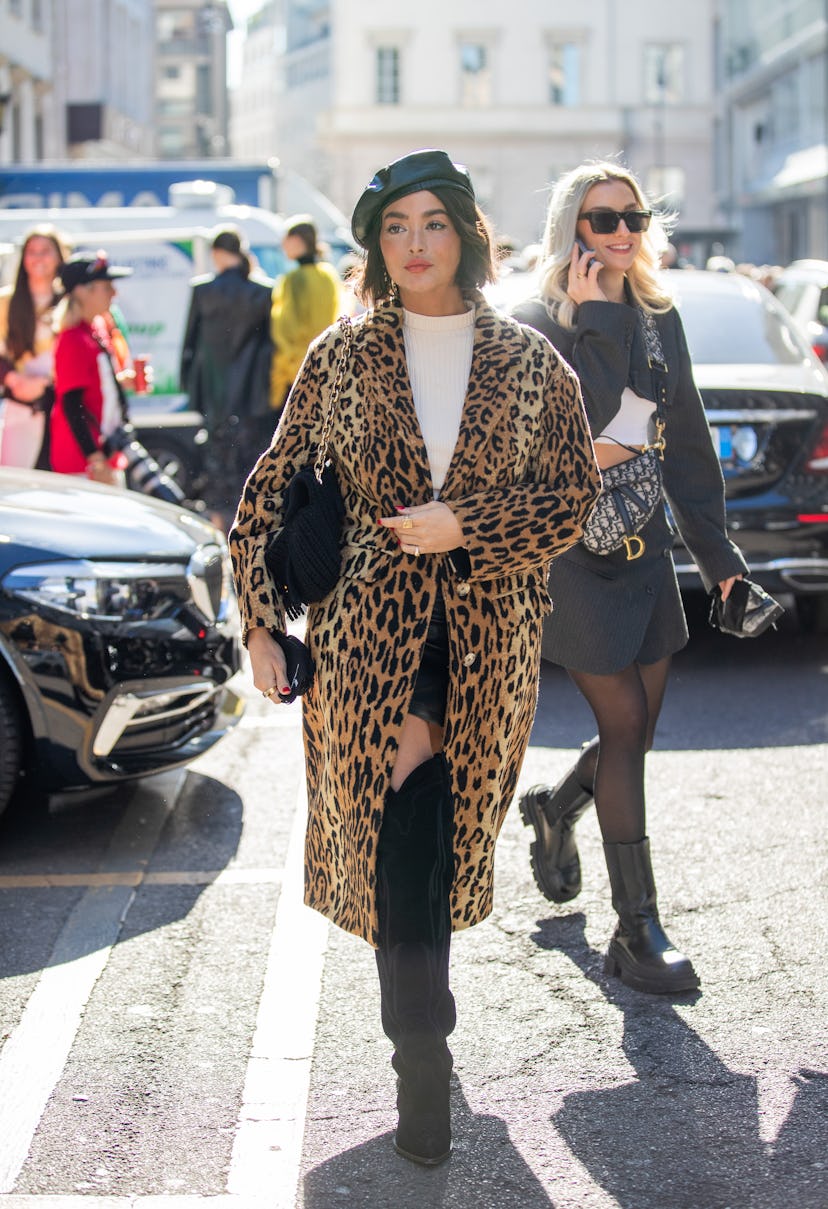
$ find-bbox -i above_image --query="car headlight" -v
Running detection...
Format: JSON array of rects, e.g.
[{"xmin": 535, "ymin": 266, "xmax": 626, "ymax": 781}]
[{"xmin": 2, "ymin": 560, "xmax": 189, "ymax": 621}]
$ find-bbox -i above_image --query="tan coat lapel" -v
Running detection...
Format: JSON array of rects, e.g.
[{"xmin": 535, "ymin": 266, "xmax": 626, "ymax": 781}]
[
  {"xmin": 358, "ymin": 300, "xmax": 433, "ymax": 500},
  {"xmin": 440, "ymin": 298, "xmax": 527, "ymax": 499}
]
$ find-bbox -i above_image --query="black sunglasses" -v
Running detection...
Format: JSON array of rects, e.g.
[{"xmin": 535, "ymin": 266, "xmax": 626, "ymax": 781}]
[{"xmin": 579, "ymin": 209, "xmax": 652, "ymax": 234}]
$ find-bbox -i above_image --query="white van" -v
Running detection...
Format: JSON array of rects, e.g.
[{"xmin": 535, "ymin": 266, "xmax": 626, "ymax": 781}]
[
  {"xmin": 0, "ymin": 186, "xmax": 290, "ymax": 491},
  {"xmin": 0, "ymin": 182, "xmax": 291, "ymax": 405}
]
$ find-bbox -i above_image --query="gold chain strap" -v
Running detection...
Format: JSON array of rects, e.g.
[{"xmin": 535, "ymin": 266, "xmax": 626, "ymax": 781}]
[{"xmin": 313, "ymin": 315, "xmax": 353, "ymax": 484}]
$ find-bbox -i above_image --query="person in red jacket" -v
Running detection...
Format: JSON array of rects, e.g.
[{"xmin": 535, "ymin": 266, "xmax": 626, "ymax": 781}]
[{"xmin": 50, "ymin": 252, "xmax": 132, "ymax": 485}]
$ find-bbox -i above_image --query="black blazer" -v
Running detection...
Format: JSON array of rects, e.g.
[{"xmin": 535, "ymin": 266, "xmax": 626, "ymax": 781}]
[
  {"xmin": 180, "ymin": 266, "xmax": 274, "ymax": 426},
  {"xmin": 512, "ymin": 296, "xmax": 747, "ymax": 592}
]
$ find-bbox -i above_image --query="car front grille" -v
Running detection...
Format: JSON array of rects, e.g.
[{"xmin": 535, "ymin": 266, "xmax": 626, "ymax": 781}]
[{"xmin": 93, "ymin": 681, "xmax": 224, "ymax": 759}]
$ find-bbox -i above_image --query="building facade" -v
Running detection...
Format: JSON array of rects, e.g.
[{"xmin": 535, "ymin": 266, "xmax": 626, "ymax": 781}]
[
  {"xmin": 228, "ymin": 0, "xmax": 281, "ymax": 161},
  {"xmin": 266, "ymin": 0, "xmax": 725, "ymax": 257},
  {"xmin": 715, "ymin": 0, "xmax": 828, "ymax": 264},
  {"xmin": 155, "ymin": 0, "xmax": 231, "ymax": 159},
  {"xmin": 0, "ymin": 0, "xmax": 56, "ymax": 162},
  {"xmin": 52, "ymin": 0, "xmax": 156, "ymax": 159}
]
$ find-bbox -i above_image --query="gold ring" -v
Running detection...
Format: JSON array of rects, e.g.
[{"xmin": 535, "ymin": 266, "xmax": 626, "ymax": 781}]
[
  {"xmin": 401, "ymin": 516, "xmax": 413, "ymax": 530},
  {"xmin": 576, "ymin": 273, "xmax": 585, "ymax": 279},
  {"xmin": 262, "ymin": 685, "xmax": 279, "ymax": 699}
]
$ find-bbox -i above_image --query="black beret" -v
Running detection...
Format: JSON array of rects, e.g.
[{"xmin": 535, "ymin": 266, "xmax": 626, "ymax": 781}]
[{"xmin": 351, "ymin": 149, "xmax": 475, "ymax": 247}]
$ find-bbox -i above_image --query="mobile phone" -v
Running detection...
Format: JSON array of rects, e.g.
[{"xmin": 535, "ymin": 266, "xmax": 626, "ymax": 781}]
[{"xmin": 576, "ymin": 238, "xmax": 598, "ymax": 269}]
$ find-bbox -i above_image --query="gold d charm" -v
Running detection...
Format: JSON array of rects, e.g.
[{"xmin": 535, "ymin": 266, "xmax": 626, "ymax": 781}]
[{"xmin": 623, "ymin": 535, "xmax": 645, "ymax": 561}]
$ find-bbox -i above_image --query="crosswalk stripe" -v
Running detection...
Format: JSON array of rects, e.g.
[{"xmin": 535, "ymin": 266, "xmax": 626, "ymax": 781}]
[
  {"xmin": 227, "ymin": 778, "xmax": 329, "ymax": 1206},
  {"xmin": 0, "ymin": 869, "xmax": 282, "ymax": 890}
]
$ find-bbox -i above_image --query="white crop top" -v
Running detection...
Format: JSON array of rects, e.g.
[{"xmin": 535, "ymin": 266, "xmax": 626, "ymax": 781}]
[{"xmin": 594, "ymin": 387, "xmax": 657, "ymax": 448}]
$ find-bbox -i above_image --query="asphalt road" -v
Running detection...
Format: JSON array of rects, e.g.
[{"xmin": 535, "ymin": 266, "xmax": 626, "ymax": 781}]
[{"xmin": 0, "ymin": 605, "xmax": 826, "ymax": 1209}]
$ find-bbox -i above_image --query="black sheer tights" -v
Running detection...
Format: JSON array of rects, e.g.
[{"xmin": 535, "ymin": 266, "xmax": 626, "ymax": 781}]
[{"xmin": 568, "ymin": 657, "xmax": 672, "ymax": 845}]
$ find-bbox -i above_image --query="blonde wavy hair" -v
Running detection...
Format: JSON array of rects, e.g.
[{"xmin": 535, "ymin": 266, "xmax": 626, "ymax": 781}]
[{"xmin": 537, "ymin": 161, "xmax": 675, "ymax": 330}]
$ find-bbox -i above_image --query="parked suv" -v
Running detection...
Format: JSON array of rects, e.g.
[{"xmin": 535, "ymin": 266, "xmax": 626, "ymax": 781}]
[{"xmin": 0, "ymin": 469, "xmax": 244, "ymax": 816}]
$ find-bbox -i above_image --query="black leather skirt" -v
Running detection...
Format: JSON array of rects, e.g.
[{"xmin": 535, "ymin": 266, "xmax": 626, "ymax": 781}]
[{"xmin": 409, "ymin": 591, "xmax": 449, "ymax": 727}]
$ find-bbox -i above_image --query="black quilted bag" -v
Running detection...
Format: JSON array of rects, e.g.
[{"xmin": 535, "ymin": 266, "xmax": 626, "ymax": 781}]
[{"xmin": 264, "ymin": 316, "xmax": 352, "ymax": 619}]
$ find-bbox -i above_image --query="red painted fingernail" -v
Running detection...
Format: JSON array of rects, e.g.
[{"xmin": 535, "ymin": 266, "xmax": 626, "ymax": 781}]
[{"xmin": 395, "ymin": 505, "xmax": 406, "ymax": 512}]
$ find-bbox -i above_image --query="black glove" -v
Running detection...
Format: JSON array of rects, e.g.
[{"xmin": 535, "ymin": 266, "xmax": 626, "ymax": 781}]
[{"xmin": 271, "ymin": 632, "xmax": 315, "ymax": 702}]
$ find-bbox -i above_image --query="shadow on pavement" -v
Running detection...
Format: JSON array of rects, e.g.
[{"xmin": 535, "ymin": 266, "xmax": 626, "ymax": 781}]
[
  {"xmin": 531, "ymin": 913, "xmax": 828, "ymax": 1209},
  {"xmin": 303, "ymin": 1079, "xmax": 554, "ymax": 1209},
  {"xmin": 0, "ymin": 770, "xmax": 242, "ymax": 978}
]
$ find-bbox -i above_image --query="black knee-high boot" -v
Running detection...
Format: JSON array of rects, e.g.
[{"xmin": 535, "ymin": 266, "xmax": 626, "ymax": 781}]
[
  {"xmin": 519, "ymin": 738, "xmax": 598, "ymax": 902},
  {"xmin": 603, "ymin": 838, "xmax": 700, "ymax": 994},
  {"xmin": 375, "ymin": 753, "xmax": 455, "ymax": 1166}
]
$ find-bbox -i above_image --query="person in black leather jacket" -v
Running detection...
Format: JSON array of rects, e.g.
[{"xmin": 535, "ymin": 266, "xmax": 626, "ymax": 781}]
[
  {"xmin": 180, "ymin": 227, "xmax": 274, "ymax": 527},
  {"xmin": 513, "ymin": 161, "xmax": 748, "ymax": 996}
]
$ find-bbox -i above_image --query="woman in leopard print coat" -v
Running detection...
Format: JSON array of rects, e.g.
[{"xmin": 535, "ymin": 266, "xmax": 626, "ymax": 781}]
[{"xmin": 230, "ymin": 150, "xmax": 600, "ymax": 1165}]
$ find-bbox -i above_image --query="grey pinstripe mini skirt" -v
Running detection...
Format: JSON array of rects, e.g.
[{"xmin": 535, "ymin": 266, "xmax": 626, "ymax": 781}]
[{"xmin": 542, "ymin": 508, "xmax": 689, "ymax": 675}]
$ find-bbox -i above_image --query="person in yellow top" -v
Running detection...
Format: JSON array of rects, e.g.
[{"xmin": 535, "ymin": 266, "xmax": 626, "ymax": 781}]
[{"xmin": 270, "ymin": 216, "xmax": 341, "ymax": 412}]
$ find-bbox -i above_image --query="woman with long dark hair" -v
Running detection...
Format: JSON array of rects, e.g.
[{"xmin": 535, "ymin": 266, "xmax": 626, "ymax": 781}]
[
  {"xmin": 0, "ymin": 225, "xmax": 66, "ymax": 468},
  {"xmin": 230, "ymin": 149, "xmax": 600, "ymax": 1164}
]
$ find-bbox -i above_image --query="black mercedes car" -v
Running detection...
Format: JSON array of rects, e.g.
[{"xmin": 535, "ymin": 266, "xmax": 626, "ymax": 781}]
[
  {"xmin": 666, "ymin": 270, "xmax": 828, "ymax": 631},
  {"xmin": 0, "ymin": 469, "xmax": 244, "ymax": 817}
]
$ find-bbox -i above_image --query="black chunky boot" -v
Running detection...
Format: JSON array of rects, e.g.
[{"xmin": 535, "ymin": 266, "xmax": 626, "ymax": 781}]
[
  {"xmin": 375, "ymin": 754, "xmax": 455, "ymax": 1166},
  {"xmin": 603, "ymin": 838, "xmax": 700, "ymax": 994},
  {"xmin": 518, "ymin": 738, "xmax": 598, "ymax": 902}
]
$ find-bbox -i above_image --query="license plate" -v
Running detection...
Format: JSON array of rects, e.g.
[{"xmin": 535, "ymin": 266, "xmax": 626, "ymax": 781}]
[{"xmin": 711, "ymin": 425, "xmax": 733, "ymax": 461}]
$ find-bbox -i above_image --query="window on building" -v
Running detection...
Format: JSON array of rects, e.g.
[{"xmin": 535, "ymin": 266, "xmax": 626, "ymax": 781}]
[
  {"xmin": 460, "ymin": 42, "xmax": 491, "ymax": 106},
  {"xmin": 644, "ymin": 44, "xmax": 684, "ymax": 104},
  {"xmin": 158, "ymin": 127, "xmax": 187, "ymax": 156},
  {"xmin": 376, "ymin": 47, "xmax": 400, "ymax": 104},
  {"xmin": 196, "ymin": 63, "xmax": 212, "ymax": 113},
  {"xmin": 157, "ymin": 11, "xmax": 195, "ymax": 43},
  {"xmin": 548, "ymin": 43, "xmax": 580, "ymax": 106},
  {"xmin": 805, "ymin": 54, "xmax": 825, "ymax": 140},
  {"xmin": 32, "ymin": 0, "xmax": 44, "ymax": 30},
  {"xmin": 9, "ymin": 0, "xmax": 22, "ymax": 15},
  {"xmin": 646, "ymin": 166, "xmax": 685, "ymax": 207},
  {"xmin": 163, "ymin": 66, "xmax": 181, "ymax": 79},
  {"xmin": 773, "ymin": 72, "xmax": 798, "ymax": 143}
]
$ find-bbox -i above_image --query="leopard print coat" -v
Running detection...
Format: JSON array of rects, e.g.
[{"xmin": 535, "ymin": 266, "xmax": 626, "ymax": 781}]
[{"xmin": 230, "ymin": 293, "xmax": 600, "ymax": 946}]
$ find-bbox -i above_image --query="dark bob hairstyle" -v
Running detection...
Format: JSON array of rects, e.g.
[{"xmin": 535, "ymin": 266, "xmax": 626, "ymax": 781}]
[{"xmin": 353, "ymin": 188, "xmax": 498, "ymax": 306}]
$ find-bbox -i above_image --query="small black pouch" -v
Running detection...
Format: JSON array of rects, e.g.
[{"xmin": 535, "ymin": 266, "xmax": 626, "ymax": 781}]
[
  {"xmin": 708, "ymin": 578, "xmax": 785, "ymax": 638},
  {"xmin": 272, "ymin": 632, "xmax": 315, "ymax": 702}
]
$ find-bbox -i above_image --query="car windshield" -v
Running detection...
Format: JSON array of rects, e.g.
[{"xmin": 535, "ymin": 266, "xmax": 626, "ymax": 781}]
[{"xmin": 674, "ymin": 283, "xmax": 810, "ymax": 366}]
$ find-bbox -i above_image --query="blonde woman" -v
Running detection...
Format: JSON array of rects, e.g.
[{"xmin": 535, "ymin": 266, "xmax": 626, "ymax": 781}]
[
  {"xmin": 50, "ymin": 252, "xmax": 132, "ymax": 484},
  {"xmin": 513, "ymin": 161, "xmax": 747, "ymax": 995}
]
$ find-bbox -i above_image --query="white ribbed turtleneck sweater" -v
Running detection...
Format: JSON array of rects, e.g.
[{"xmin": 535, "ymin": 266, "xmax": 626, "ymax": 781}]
[{"xmin": 402, "ymin": 305, "xmax": 475, "ymax": 497}]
